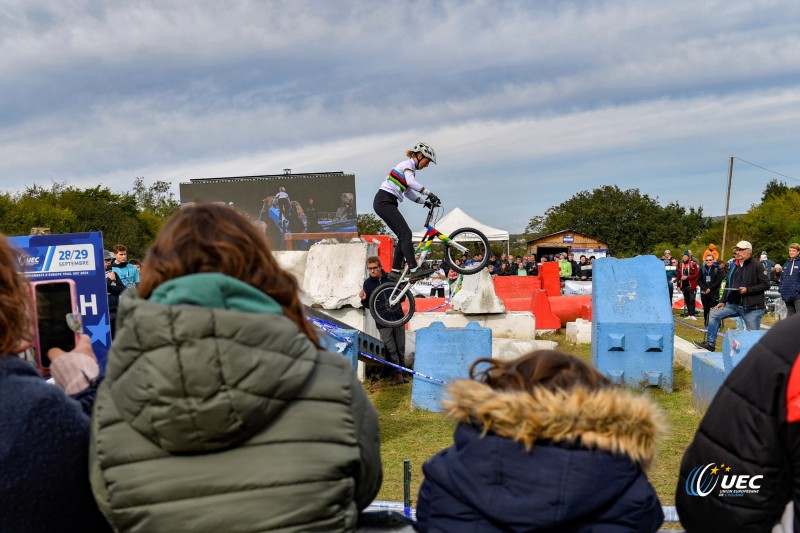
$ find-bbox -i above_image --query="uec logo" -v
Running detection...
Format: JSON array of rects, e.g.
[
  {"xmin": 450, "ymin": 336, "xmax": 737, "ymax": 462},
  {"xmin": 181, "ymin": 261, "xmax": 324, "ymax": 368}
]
[
  {"xmin": 686, "ymin": 463, "xmax": 763, "ymax": 497},
  {"xmin": 685, "ymin": 463, "xmax": 719, "ymax": 497}
]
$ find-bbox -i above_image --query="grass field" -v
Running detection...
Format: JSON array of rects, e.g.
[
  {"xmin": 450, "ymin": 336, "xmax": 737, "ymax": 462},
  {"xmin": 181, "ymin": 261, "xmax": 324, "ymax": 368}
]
[{"xmin": 366, "ymin": 310, "xmax": 778, "ymax": 510}]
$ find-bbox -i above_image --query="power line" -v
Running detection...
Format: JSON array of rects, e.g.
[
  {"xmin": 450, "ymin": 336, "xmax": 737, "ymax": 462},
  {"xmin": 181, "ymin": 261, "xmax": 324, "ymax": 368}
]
[{"xmin": 733, "ymin": 157, "xmax": 800, "ymax": 183}]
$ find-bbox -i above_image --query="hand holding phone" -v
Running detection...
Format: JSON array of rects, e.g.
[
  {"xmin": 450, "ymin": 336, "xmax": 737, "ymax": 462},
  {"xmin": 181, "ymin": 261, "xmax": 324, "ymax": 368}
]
[
  {"xmin": 30, "ymin": 280, "xmax": 81, "ymax": 374},
  {"xmin": 47, "ymin": 333, "xmax": 95, "ymax": 364}
]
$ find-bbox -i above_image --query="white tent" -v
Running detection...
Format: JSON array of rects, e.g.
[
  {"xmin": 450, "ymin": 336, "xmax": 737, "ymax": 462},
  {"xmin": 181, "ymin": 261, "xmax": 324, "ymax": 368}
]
[{"xmin": 412, "ymin": 207, "xmax": 509, "ymax": 242}]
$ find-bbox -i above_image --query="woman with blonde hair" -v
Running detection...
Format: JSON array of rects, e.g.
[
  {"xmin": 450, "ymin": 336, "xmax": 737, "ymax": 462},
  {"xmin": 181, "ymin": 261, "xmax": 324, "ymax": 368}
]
[
  {"xmin": 0, "ymin": 233, "xmax": 109, "ymax": 532},
  {"xmin": 90, "ymin": 203, "xmax": 382, "ymax": 532},
  {"xmin": 416, "ymin": 350, "xmax": 665, "ymax": 532}
]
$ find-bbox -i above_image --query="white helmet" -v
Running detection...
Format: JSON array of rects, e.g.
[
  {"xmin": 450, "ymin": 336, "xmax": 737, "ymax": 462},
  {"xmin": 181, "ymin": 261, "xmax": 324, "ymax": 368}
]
[{"xmin": 410, "ymin": 142, "xmax": 437, "ymax": 165}]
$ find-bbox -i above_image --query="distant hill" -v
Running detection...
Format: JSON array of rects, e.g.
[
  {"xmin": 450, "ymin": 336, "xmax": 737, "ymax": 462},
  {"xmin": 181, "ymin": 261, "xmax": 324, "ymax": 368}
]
[{"xmin": 709, "ymin": 214, "xmax": 743, "ymax": 222}]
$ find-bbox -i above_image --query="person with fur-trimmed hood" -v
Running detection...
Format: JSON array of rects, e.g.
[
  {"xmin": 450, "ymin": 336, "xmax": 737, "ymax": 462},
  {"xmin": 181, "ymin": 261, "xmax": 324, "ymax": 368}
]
[{"xmin": 415, "ymin": 350, "xmax": 665, "ymax": 532}]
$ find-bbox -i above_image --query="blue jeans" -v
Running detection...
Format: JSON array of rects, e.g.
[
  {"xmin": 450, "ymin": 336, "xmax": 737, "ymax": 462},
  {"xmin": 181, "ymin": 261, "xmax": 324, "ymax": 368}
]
[{"xmin": 705, "ymin": 303, "xmax": 765, "ymax": 345}]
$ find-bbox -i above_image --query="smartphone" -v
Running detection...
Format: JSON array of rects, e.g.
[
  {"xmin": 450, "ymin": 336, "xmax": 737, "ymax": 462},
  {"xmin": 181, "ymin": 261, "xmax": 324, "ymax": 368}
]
[{"xmin": 30, "ymin": 280, "xmax": 80, "ymax": 373}]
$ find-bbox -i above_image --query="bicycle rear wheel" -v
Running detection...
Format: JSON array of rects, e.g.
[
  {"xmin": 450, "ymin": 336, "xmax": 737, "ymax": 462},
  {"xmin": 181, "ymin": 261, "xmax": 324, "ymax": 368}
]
[
  {"xmin": 444, "ymin": 227, "xmax": 491, "ymax": 275},
  {"xmin": 369, "ymin": 282, "xmax": 416, "ymax": 328}
]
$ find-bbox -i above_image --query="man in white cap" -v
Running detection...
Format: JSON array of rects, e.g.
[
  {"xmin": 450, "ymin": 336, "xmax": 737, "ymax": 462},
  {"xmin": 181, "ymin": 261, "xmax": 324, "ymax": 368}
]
[
  {"xmin": 759, "ymin": 251, "xmax": 777, "ymax": 282},
  {"xmin": 694, "ymin": 240, "xmax": 770, "ymax": 351}
]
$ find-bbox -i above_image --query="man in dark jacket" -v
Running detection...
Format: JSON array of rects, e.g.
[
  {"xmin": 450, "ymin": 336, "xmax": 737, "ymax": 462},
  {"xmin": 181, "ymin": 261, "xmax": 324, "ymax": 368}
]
[
  {"xmin": 360, "ymin": 256, "xmax": 407, "ymax": 384},
  {"xmin": 676, "ymin": 314, "xmax": 800, "ymax": 532},
  {"xmin": 694, "ymin": 241, "xmax": 770, "ymax": 351},
  {"xmin": 697, "ymin": 253, "xmax": 725, "ymax": 328}
]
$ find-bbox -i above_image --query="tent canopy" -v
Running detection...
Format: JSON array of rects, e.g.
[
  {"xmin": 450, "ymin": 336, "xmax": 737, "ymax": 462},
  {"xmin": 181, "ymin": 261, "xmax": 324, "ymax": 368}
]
[{"xmin": 412, "ymin": 207, "xmax": 509, "ymax": 242}]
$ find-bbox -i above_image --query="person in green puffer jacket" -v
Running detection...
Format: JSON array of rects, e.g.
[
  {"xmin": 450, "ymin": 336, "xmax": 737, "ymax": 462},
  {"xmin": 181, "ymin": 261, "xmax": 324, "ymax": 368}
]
[{"xmin": 90, "ymin": 203, "xmax": 382, "ymax": 532}]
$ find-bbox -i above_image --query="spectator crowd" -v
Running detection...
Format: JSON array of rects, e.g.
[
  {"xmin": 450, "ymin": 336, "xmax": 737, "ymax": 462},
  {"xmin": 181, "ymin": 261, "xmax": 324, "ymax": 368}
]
[{"xmin": 3, "ymin": 204, "xmax": 800, "ymax": 532}]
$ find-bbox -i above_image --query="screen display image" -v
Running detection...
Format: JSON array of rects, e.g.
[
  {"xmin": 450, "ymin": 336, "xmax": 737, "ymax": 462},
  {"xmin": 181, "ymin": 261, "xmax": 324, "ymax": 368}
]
[
  {"xmin": 180, "ymin": 172, "xmax": 357, "ymax": 251},
  {"xmin": 33, "ymin": 281, "xmax": 77, "ymax": 368}
]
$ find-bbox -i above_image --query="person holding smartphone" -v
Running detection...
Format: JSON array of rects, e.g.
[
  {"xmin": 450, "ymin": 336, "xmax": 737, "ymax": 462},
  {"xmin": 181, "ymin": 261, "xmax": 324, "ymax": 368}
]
[{"xmin": 0, "ymin": 233, "xmax": 110, "ymax": 532}]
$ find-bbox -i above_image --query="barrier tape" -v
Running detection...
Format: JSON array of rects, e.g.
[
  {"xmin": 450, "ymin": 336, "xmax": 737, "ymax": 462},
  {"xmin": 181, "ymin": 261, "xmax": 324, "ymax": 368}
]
[
  {"xmin": 308, "ymin": 316, "xmax": 447, "ymax": 385},
  {"xmin": 673, "ymin": 317, "xmax": 723, "ymax": 338},
  {"xmin": 358, "ymin": 351, "xmax": 446, "ymax": 385},
  {"xmin": 364, "ymin": 501, "xmax": 680, "ymax": 524},
  {"xmin": 674, "ymin": 316, "xmax": 770, "ymax": 337}
]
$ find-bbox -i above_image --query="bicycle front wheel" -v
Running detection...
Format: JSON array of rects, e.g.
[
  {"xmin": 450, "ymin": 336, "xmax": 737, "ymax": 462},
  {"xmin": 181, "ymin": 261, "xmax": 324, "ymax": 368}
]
[
  {"xmin": 369, "ymin": 282, "xmax": 416, "ymax": 328},
  {"xmin": 444, "ymin": 227, "xmax": 491, "ymax": 275}
]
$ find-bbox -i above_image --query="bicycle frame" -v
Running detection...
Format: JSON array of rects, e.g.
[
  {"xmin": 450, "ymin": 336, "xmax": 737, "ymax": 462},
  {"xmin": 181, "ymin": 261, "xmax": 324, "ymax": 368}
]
[{"xmin": 383, "ymin": 205, "xmax": 471, "ymax": 307}]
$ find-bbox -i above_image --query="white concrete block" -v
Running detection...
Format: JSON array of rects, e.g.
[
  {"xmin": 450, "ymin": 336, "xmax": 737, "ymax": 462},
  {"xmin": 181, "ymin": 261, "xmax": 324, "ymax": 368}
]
[
  {"xmin": 317, "ymin": 307, "xmax": 367, "ymax": 331},
  {"xmin": 302, "ymin": 240, "xmax": 377, "ymax": 309},
  {"xmin": 450, "ymin": 269, "xmax": 505, "ymax": 314},
  {"xmin": 274, "ymin": 251, "xmax": 309, "ymax": 287},
  {"xmin": 565, "ymin": 319, "xmax": 592, "ymax": 344},
  {"xmin": 492, "ymin": 338, "xmax": 558, "ymax": 361},
  {"xmin": 673, "ymin": 335, "xmax": 697, "ymax": 370},
  {"xmin": 409, "ymin": 311, "xmax": 536, "ymax": 340}
]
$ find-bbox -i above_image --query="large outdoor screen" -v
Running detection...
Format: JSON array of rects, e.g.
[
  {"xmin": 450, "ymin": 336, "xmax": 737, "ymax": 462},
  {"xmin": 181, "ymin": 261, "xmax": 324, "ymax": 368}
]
[{"xmin": 180, "ymin": 172, "xmax": 357, "ymax": 251}]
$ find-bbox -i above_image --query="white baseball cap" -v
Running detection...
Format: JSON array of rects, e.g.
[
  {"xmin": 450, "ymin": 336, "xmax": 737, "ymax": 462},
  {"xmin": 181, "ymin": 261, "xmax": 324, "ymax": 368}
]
[{"xmin": 733, "ymin": 240, "xmax": 752, "ymax": 250}]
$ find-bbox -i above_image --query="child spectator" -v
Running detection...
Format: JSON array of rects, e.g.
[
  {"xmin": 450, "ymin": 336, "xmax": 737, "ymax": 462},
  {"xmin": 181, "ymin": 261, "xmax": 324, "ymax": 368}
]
[
  {"xmin": 780, "ymin": 242, "xmax": 800, "ymax": 316},
  {"xmin": 416, "ymin": 350, "xmax": 665, "ymax": 532}
]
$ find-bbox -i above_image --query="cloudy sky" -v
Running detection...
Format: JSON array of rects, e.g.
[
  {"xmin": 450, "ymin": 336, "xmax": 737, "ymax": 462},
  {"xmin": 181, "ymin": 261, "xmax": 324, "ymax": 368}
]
[{"xmin": 1, "ymin": 0, "xmax": 799, "ymax": 232}]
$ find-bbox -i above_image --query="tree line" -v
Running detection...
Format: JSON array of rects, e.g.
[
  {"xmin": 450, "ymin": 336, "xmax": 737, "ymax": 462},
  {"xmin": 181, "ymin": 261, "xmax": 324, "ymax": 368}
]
[
  {"xmin": 525, "ymin": 180, "xmax": 800, "ymax": 262},
  {"xmin": 0, "ymin": 178, "xmax": 180, "ymax": 259},
  {"xmin": 4, "ymin": 178, "xmax": 797, "ymax": 263}
]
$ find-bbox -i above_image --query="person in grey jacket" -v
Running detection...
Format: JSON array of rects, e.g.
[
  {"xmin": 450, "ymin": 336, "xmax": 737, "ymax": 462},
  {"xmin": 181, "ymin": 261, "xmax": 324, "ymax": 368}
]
[{"xmin": 90, "ymin": 203, "xmax": 382, "ymax": 532}]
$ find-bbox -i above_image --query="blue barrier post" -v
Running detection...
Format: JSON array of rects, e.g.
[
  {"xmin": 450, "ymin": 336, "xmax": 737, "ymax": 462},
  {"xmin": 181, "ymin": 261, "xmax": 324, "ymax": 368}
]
[
  {"xmin": 592, "ymin": 256, "xmax": 674, "ymax": 392},
  {"xmin": 692, "ymin": 329, "xmax": 765, "ymax": 411},
  {"xmin": 412, "ymin": 322, "xmax": 492, "ymax": 412}
]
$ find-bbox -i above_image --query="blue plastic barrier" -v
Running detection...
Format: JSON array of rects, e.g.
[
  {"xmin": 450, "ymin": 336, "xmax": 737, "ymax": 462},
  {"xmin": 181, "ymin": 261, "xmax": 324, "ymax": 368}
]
[
  {"xmin": 692, "ymin": 329, "xmax": 765, "ymax": 411},
  {"xmin": 591, "ymin": 256, "xmax": 674, "ymax": 391},
  {"xmin": 319, "ymin": 327, "xmax": 359, "ymax": 370},
  {"xmin": 412, "ymin": 322, "xmax": 492, "ymax": 412}
]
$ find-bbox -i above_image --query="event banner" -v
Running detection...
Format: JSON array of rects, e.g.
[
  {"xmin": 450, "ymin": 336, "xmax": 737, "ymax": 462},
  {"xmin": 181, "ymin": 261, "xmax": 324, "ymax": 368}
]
[
  {"xmin": 564, "ymin": 280, "xmax": 593, "ymax": 295},
  {"xmin": 9, "ymin": 232, "xmax": 111, "ymax": 369},
  {"xmin": 180, "ymin": 172, "xmax": 357, "ymax": 251}
]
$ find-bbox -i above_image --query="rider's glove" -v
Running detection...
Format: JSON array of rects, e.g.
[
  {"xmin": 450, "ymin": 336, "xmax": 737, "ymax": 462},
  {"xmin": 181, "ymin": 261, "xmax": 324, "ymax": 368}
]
[{"xmin": 427, "ymin": 192, "xmax": 440, "ymax": 206}]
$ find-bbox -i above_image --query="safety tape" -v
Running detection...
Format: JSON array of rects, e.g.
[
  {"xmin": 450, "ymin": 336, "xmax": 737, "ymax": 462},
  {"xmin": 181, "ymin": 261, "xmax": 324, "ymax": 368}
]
[{"xmin": 308, "ymin": 316, "xmax": 447, "ymax": 385}]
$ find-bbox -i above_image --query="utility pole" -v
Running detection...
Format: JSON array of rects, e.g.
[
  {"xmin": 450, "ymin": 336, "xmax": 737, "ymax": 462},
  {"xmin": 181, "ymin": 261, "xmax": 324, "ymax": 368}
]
[{"xmin": 720, "ymin": 157, "xmax": 733, "ymax": 261}]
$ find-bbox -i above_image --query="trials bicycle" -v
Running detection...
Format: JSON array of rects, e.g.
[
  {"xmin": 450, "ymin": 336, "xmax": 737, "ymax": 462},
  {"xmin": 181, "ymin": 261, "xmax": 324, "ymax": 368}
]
[{"xmin": 368, "ymin": 198, "xmax": 491, "ymax": 327}]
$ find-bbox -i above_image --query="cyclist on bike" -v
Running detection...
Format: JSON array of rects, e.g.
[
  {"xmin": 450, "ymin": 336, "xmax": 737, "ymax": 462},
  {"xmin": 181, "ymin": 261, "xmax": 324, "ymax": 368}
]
[
  {"xmin": 374, "ymin": 142, "xmax": 440, "ymax": 282},
  {"xmin": 272, "ymin": 186, "xmax": 291, "ymax": 230}
]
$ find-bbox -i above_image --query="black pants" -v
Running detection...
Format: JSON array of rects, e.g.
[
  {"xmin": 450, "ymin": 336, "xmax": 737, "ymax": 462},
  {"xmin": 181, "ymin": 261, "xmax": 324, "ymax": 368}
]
[
  {"xmin": 682, "ymin": 286, "xmax": 697, "ymax": 316},
  {"xmin": 787, "ymin": 299, "xmax": 800, "ymax": 316},
  {"xmin": 700, "ymin": 291, "xmax": 719, "ymax": 327},
  {"xmin": 430, "ymin": 287, "xmax": 445, "ymax": 297},
  {"xmin": 378, "ymin": 326, "xmax": 406, "ymax": 377},
  {"xmin": 374, "ymin": 190, "xmax": 417, "ymax": 271}
]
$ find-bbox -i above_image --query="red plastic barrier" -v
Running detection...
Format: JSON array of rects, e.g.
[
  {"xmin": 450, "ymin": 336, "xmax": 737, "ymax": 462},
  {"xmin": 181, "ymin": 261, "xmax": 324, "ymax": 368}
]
[
  {"xmin": 539, "ymin": 262, "xmax": 561, "ymax": 297},
  {"xmin": 548, "ymin": 295, "xmax": 592, "ymax": 326},
  {"xmin": 362, "ymin": 235, "xmax": 394, "ymax": 272},
  {"xmin": 502, "ymin": 297, "xmax": 532, "ymax": 312},
  {"xmin": 414, "ymin": 298, "xmax": 450, "ymax": 313},
  {"xmin": 672, "ymin": 298, "xmax": 703, "ymax": 310},
  {"xmin": 530, "ymin": 290, "xmax": 561, "ymax": 329},
  {"xmin": 580, "ymin": 304, "xmax": 592, "ymax": 321},
  {"xmin": 492, "ymin": 276, "xmax": 542, "ymax": 300}
]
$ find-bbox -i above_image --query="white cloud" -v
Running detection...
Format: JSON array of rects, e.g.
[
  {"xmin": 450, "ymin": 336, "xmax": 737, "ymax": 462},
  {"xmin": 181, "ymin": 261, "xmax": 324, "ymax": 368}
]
[{"xmin": 1, "ymin": 0, "xmax": 799, "ymax": 233}]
